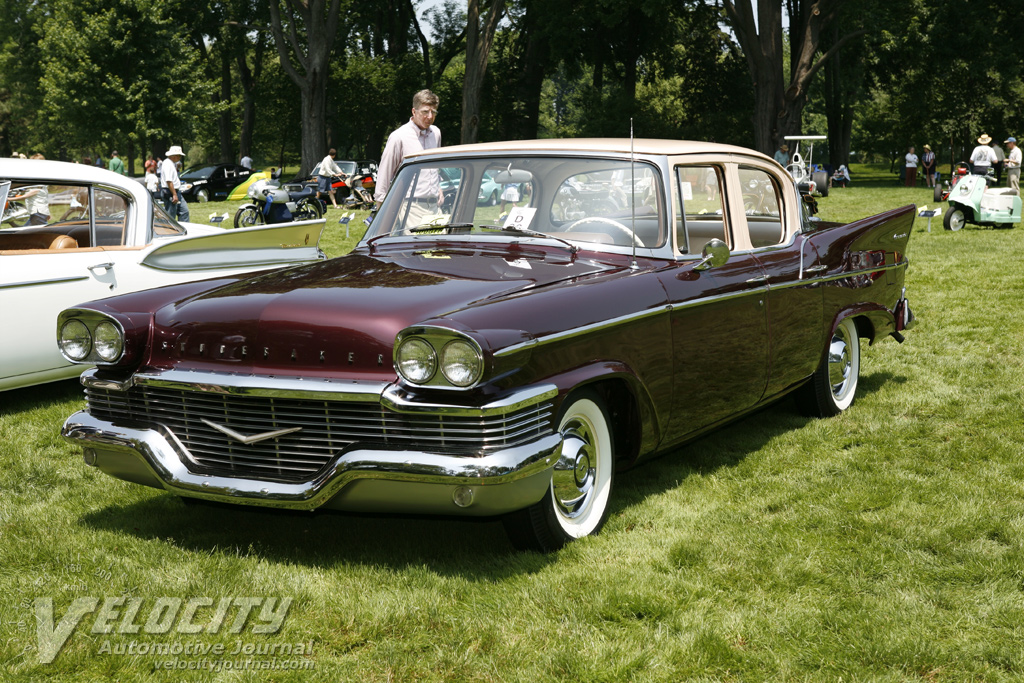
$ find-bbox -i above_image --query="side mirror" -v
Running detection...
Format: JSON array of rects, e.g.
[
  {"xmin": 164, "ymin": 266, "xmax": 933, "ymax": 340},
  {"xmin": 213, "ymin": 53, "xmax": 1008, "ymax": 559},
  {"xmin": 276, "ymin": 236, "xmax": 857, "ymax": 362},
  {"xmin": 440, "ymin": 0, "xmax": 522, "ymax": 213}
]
[{"xmin": 694, "ymin": 238, "xmax": 730, "ymax": 271}]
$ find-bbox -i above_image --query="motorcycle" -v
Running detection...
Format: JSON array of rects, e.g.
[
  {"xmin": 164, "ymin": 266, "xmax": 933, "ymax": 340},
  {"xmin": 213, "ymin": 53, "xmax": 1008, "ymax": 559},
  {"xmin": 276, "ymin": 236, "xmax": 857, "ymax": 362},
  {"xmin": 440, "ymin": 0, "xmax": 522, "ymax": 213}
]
[
  {"xmin": 341, "ymin": 172, "xmax": 375, "ymax": 210},
  {"xmin": 234, "ymin": 179, "xmax": 322, "ymax": 229}
]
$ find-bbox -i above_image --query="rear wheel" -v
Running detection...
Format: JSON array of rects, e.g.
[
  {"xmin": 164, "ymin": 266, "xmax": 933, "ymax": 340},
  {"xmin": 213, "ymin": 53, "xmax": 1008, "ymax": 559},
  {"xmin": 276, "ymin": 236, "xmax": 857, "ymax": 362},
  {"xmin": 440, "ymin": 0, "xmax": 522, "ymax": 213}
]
[
  {"xmin": 812, "ymin": 171, "xmax": 829, "ymax": 197},
  {"xmin": 503, "ymin": 390, "xmax": 614, "ymax": 552},
  {"xmin": 944, "ymin": 206, "xmax": 966, "ymax": 231},
  {"xmin": 797, "ymin": 317, "xmax": 861, "ymax": 418},
  {"xmin": 234, "ymin": 206, "xmax": 264, "ymax": 229},
  {"xmin": 933, "ymin": 185, "xmax": 944, "ymax": 203}
]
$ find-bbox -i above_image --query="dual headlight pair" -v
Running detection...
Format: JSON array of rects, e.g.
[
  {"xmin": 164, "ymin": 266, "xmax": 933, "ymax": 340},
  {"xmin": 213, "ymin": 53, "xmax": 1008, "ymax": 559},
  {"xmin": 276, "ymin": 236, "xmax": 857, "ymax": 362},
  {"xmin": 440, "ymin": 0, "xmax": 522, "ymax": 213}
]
[
  {"xmin": 58, "ymin": 315, "xmax": 124, "ymax": 364},
  {"xmin": 395, "ymin": 332, "xmax": 483, "ymax": 388}
]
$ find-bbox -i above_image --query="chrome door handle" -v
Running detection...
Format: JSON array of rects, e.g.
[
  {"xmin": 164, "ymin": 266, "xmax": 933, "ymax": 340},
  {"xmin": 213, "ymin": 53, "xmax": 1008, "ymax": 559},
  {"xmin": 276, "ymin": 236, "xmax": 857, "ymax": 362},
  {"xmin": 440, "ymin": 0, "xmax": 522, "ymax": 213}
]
[
  {"xmin": 745, "ymin": 275, "xmax": 768, "ymax": 284},
  {"xmin": 88, "ymin": 262, "xmax": 114, "ymax": 272},
  {"xmin": 804, "ymin": 264, "xmax": 827, "ymax": 274}
]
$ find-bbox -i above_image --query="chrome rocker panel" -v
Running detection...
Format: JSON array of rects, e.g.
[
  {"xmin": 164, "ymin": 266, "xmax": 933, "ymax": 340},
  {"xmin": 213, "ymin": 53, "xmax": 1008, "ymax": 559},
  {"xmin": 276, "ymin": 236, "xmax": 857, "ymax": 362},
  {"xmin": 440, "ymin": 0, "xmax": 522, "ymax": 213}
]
[{"xmin": 62, "ymin": 410, "xmax": 561, "ymax": 517}]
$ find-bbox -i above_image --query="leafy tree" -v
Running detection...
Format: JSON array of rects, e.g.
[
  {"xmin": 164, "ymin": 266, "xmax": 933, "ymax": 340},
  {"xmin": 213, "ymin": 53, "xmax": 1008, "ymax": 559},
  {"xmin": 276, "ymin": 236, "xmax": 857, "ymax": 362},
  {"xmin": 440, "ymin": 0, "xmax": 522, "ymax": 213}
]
[
  {"xmin": 720, "ymin": 0, "xmax": 863, "ymax": 154},
  {"xmin": 37, "ymin": 0, "xmax": 211, "ymax": 169},
  {"xmin": 267, "ymin": 0, "xmax": 345, "ymax": 175},
  {"xmin": 461, "ymin": 0, "xmax": 505, "ymax": 143}
]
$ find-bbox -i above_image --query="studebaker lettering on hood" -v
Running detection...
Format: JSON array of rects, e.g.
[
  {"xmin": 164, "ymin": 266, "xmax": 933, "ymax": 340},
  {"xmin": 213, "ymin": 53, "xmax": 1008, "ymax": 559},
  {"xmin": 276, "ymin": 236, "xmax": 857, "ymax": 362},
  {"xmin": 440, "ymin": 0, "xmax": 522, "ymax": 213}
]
[{"xmin": 59, "ymin": 139, "xmax": 916, "ymax": 552}]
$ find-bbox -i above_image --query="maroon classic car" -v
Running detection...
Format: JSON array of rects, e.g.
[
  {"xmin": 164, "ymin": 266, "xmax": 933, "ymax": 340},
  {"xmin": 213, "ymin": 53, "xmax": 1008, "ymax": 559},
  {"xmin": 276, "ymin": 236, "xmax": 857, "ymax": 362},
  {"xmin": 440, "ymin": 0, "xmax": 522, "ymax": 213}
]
[{"xmin": 59, "ymin": 139, "xmax": 916, "ymax": 551}]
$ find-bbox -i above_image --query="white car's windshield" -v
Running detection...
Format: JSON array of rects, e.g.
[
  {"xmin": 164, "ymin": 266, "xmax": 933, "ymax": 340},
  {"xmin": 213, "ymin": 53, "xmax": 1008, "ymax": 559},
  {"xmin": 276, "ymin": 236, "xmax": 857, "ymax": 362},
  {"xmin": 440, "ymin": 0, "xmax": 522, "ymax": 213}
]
[{"xmin": 366, "ymin": 156, "xmax": 665, "ymax": 249}]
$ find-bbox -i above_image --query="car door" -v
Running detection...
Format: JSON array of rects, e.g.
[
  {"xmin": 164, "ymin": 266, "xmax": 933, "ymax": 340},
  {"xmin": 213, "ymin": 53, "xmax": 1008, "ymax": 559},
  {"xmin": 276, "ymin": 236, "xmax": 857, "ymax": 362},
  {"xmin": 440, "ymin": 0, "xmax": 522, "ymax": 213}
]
[
  {"xmin": 738, "ymin": 164, "xmax": 825, "ymax": 398},
  {"xmin": 0, "ymin": 184, "xmax": 140, "ymax": 388},
  {"xmin": 658, "ymin": 162, "xmax": 769, "ymax": 442}
]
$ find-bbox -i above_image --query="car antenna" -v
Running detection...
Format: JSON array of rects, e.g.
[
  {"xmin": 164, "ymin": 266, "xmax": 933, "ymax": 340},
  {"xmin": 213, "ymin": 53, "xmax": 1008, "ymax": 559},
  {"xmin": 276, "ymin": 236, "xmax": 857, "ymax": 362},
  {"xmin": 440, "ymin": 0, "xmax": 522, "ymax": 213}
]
[{"xmin": 630, "ymin": 119, "xmax": 638, "ymax": 270}]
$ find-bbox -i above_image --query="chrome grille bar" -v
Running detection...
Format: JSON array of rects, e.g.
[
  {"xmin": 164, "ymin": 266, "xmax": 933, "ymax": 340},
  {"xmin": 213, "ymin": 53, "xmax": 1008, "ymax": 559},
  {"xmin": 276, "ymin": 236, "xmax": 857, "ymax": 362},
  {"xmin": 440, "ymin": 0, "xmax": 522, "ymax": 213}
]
[{"xmin": 85, "ymin": 385, "xmax": 554, "ymax": 483}]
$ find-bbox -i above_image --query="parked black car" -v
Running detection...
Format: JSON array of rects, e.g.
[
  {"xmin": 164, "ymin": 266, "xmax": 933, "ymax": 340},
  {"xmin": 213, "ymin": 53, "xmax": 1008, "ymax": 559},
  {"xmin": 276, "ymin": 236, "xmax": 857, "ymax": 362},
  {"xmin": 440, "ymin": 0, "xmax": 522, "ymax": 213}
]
[{"xmin": 180, "ymin": 164, "xmax": 254, "ymax": 202}]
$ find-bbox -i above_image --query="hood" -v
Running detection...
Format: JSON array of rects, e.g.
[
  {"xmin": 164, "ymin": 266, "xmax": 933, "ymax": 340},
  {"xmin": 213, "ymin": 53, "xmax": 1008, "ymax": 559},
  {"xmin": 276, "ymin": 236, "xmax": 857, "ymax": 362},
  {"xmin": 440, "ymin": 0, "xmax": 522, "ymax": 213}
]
[{"xmin": 146, "ymin": 244, "xmax": 616, "ymax": 379}]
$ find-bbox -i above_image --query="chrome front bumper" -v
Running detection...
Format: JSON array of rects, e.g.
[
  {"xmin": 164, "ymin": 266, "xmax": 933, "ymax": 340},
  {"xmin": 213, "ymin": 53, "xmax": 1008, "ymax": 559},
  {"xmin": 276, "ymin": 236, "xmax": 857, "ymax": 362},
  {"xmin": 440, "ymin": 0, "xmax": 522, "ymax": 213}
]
[{"xmin": 62, "ymin": 374, "xmax": 563, "ymax": 516}]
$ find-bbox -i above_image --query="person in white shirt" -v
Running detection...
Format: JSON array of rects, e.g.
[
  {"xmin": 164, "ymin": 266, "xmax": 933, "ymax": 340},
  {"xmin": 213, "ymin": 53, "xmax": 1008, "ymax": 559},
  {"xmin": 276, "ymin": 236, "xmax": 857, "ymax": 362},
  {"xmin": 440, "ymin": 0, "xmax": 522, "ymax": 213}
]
[
  {"xmin": 317, "ymin": 148, "xmax": 345, "ymax": 209},
  {"xmin": 904, "ymin": 146, "xmax": 919, "ymax": 187},
  {"xmin": 970, "ymin": 134, "xmax": 998, "ymax": 177},
  {"xmin": 240, "ymin": 154, "xmax": 253, "ymax": 170},
  {"xmin": 161, "ymin": 145, "xmax": 189, "ymax": 222},
  {"xmin": 1004, "ymin": 137, "xmax": 1022, "ymax": 195},
  {"xmin": 374, "ymin": 89, "xmax": 441, "ymax": 222}
]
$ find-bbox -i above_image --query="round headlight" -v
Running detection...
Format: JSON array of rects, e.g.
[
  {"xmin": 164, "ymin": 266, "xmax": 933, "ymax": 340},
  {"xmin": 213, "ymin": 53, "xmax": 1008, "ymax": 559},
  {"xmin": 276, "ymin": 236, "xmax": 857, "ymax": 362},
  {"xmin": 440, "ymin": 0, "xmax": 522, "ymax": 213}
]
[
  {"xmin": 396, "ymin": 338, "xmax": 436, "ymax": 384},
  {"xmin": 440, "ymin": 339, "xmax": 482, "ymax": 387},
  {"xmin": 59, "ymin": 320, "xmax": 92, "ymax": 361},
  {"xmin": 93, "ymin": 321, "xmax": 124, "ymax": 362}
]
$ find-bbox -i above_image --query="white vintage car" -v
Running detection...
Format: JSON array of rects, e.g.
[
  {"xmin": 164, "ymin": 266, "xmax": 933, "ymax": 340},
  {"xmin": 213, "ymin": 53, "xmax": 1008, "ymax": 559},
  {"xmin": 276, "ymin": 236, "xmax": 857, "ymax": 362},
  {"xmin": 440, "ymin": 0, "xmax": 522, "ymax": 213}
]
[{"xmin": 0, "ymin": 159, "xmax": 326, "ymax": 391}]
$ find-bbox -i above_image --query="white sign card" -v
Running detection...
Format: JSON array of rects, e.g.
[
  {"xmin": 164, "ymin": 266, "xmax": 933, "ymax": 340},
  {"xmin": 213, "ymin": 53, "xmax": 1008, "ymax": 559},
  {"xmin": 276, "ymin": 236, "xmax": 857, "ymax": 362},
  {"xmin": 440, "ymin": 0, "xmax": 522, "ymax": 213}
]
[{"xmin": 502, "ymin": 207, "xmax": 537, "ymax": 231}]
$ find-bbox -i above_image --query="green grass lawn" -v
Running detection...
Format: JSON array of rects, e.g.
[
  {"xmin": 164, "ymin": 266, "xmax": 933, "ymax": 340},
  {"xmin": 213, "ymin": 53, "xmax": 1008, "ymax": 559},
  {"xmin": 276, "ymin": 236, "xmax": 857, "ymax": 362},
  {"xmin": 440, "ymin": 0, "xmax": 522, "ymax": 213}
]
[{"xmin": 3, "ymin": 169, "xmax": 1024, "ymax": 681}]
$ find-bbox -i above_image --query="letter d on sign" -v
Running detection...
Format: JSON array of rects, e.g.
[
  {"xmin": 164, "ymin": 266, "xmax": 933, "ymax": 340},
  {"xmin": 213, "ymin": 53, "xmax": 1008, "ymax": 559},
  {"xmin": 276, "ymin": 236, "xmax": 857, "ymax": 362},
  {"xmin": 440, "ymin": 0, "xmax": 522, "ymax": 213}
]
[{"xmin": 35, "ymin": 597, "xmax": 99, "ymax": 664}]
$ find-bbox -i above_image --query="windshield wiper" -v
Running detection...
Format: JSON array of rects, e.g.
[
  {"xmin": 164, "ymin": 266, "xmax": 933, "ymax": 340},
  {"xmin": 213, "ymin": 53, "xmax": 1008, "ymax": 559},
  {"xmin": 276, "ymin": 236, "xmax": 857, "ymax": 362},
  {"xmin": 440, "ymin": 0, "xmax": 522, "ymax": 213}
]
[
  {"xmin": 479, "ymin": 225, "xmax": 579, "ymax": 255},
  {"xmin": 408, "ymin": 223, "xmax": 474, "ymax": 233}
]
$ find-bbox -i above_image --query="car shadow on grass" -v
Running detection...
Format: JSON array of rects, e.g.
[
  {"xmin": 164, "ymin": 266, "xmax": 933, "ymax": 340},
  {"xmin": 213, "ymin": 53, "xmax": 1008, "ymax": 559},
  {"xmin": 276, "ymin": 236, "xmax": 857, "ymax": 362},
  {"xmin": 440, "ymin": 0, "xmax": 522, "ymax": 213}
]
[
  {"xmin": 0, "ymin": 378, "xmax": 84, "ymax": 416},
  {"xmin": 608, "ymin": 370, "xmax": 905, "ymax": 510},
  {"xmin": 75, "ymin": 371, "xmax": 903, "ymax": 573}
]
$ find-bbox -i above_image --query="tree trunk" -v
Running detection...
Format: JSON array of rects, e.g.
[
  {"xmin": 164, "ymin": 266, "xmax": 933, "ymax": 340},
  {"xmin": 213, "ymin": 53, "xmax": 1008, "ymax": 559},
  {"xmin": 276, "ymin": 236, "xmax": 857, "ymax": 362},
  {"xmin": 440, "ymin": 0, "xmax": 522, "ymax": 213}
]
[
  {"xmin": 268, "ymin": 0, "xmax": 342, "ymax": 174},
  {"xmin": 461, "ymin": 0, "xmax": 506, "ymax": 144},
  {"xmin": 218, "ymin": 51, "xmax": 233, "ymax": 162},
  {"xmin": 723, "ymin": 0, "xmax": 852, "ymax": 155}
]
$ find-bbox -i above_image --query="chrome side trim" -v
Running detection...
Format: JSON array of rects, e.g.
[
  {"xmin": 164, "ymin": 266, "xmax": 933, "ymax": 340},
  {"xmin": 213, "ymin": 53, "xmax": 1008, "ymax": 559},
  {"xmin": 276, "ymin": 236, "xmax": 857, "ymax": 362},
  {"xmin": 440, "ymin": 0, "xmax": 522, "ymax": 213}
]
[
  {"xmin": 494, "ymin": 306, "xmax": 671, "ymax": 357},
  {"xmin": 381, "ymin": 383, "xmax": 559, "ymax": 416},
  {"xmin": 0, "ymin": 275, "xmax": 90, "ymax": 290},
  {"xmin": 82, "ymin": 367, "xmax": 389, "ymax": 402},
  {"xmin": 492, "ymin": 260, "xmax": 908, "ymax": 357},
  {"xmin": 62, "ymin": 411, "xmax": 562, "ymax": 512}
]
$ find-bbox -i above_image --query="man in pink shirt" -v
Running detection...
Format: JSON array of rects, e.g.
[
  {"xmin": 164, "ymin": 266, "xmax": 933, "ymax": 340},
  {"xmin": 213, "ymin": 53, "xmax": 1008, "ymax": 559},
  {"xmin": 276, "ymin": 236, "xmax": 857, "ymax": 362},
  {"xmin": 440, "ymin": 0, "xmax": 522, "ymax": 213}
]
[{"xmin": 374, "ymin": 89, "xmax": 441, "ymax": 220}]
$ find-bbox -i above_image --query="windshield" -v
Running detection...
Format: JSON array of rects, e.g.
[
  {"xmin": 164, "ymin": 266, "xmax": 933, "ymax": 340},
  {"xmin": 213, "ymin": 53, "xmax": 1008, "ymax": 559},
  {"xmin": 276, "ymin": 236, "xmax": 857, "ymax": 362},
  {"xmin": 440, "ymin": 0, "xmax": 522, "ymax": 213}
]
[
  {"xmin": 366, "ymin": 156, "xmax": 665, "ymax": 249},
  {"xmin": 182, "ymin": 166, "xmax": 216, "ymax": 179}
]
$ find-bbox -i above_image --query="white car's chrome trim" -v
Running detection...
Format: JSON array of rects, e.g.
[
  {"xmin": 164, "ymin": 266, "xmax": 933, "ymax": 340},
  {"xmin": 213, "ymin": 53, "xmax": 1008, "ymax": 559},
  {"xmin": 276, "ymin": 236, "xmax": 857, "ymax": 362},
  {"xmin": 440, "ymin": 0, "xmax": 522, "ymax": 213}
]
[{"xmin": 0, "ymin": 275, "xmax": 90, "ymax": 290}]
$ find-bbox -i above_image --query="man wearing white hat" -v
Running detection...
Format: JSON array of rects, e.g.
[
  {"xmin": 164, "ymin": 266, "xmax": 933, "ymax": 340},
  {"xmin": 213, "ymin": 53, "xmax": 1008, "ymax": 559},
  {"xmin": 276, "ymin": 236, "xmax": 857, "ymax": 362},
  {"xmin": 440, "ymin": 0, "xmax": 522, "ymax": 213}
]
[
  {"xmin": 970, "ymin": 134, "xmax": 997, "ymax": 177},
  {"xmin": 161, "ymin": 145, "xmax": 189, "ymax": 222},
  {"xmin": 1004, "ymin": 137, "xmax": 1021, "ymax": 195}
]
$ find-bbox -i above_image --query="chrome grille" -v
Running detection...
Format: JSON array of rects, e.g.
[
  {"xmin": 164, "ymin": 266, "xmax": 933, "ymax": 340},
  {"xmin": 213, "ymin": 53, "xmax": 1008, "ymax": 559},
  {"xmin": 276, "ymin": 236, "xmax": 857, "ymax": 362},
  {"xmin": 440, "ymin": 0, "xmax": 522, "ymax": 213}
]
[{"xmin": 85, "ymin": 385, "xmax": 554, "ymax": 483}]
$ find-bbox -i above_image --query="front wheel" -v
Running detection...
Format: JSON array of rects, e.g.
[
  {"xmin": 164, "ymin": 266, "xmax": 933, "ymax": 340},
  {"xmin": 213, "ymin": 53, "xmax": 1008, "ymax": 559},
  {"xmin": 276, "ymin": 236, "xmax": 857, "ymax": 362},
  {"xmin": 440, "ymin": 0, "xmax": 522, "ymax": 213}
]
[
  {"xmin": 503, "ymin": 390, "xmax": 614, "ymax": 552},
  {"xmin": 234, "ymin": 205, "xmax": 264, "ymax": 229},
  {"xmin": 796, "ymin": 317, "xmax": 861, "ymax": 418},
  {"xmin": 944, "ymin": 206, "xmax": 966, "ymax": 231},
  {"xmin": 295, "ymin": 198, "xmax": 323, "ymax": 219},
  {"xmin": 195, "ymin": 188, "xmax": 209, "ymax": 203}
]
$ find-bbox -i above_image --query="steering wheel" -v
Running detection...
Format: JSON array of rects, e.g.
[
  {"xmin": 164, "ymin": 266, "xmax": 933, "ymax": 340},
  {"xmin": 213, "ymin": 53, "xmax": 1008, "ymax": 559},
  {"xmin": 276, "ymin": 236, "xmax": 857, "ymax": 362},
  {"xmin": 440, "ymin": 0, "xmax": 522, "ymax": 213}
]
[{"xmin": 564, "ymin": 216, "xmax": 643, "ymax": 247}]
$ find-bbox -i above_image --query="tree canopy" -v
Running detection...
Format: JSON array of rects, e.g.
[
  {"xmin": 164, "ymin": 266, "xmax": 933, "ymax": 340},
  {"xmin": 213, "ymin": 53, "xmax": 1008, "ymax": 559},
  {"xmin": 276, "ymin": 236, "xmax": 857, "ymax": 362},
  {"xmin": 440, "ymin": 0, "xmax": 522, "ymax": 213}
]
[{"xmin": 0, "ymin": 0, "xmax": 1019, "ymax": 175}]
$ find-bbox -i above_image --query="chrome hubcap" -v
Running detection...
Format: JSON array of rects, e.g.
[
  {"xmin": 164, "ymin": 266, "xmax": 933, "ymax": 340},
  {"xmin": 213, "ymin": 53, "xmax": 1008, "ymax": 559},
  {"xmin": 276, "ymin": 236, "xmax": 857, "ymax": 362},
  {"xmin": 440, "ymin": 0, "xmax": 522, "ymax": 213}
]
[
  {"xmin": 553, "ymin": 422, "xmax": 596, "ymax": 519},
  {"xmin": 828, "ymin": 327, "xmax": 852, "ymax": 398},
  {"xmin": 950, "ymin": 211, "xmax": 964, "ymax": 230}
]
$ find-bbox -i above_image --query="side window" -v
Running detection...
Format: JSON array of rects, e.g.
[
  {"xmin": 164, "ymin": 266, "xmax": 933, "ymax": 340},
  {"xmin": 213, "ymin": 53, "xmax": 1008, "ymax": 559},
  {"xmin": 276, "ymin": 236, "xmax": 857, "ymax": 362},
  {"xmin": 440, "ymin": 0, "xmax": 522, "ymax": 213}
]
[
  {"xmin": 738, "ymin": 167, "xmax": 784, "ymax": 248},
  {"xmin": 93, "ymin": 188, "xmax": 129, "ymax": 245},
  {"xmin": 674, "ymin": 165, "xmax": 727, "ymax": 256}
]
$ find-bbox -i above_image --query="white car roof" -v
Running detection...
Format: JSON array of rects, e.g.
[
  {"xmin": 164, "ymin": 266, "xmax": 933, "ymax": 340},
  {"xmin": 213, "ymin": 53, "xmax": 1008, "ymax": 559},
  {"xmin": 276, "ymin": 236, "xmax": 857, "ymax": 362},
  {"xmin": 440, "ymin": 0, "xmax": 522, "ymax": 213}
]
[
  {"xmin": 0, "ymin": 158, "xmax": 151, "ymax": 208},
  {"xmin": 407, "ymin": 138, "xmax": 773, "ymax": 163}
]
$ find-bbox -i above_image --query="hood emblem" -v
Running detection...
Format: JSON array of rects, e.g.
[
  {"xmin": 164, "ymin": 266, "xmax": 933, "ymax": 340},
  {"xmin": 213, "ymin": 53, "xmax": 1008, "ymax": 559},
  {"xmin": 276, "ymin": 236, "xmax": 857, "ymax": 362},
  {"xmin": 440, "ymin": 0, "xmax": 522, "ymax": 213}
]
[{"xmin": 200, "ymin": 419, "xmax": 302, "ymax": 444}]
